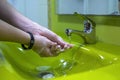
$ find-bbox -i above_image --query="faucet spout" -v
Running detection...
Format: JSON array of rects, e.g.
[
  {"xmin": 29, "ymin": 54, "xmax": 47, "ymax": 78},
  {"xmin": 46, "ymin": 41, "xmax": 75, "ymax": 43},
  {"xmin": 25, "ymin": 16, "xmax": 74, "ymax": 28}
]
[
  {"xmin": 66, "ymin": 29, "xmax": 84, "ymax": 36},
  {"xmin": 66, "ymin": 28, "xmax": 96, "ymax": 44}
]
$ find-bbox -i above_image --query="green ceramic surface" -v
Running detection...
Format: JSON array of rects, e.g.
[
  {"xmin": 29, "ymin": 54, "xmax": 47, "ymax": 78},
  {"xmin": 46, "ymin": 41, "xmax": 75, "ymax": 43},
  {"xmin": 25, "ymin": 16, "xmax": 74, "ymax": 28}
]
[{"xmin": 0, "ymin": 39, "xmax": 120, "ymax": 80}]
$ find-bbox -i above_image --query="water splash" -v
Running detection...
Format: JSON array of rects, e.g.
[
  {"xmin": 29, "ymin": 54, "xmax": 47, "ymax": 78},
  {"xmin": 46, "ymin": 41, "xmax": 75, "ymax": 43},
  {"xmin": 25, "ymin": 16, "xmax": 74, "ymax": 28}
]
[
  {"xmin": 68, "ymin": 36, "xmax": 72, "ymax": 43},
  {"xmin": 0, "ymin": 50, "xmax": 6, "ymax": 65}
]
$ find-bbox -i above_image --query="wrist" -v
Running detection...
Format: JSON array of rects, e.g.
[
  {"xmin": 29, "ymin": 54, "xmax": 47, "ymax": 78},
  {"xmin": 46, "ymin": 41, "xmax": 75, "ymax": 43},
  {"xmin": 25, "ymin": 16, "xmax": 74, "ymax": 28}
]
[{"xmin": 21, "ymin": 32, "xmax": 35, "ymax": 50}]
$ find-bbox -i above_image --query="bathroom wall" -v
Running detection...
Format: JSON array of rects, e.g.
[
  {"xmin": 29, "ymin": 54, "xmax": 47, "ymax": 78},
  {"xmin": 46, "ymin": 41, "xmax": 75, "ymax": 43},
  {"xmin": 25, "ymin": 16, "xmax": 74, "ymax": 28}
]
[
  {"xmin": 49, "ymin": 0, "xmax": 120, "ymax": 46},
  {"xmin": 8, "ymin": 0, "xmax": 48, "ymax": 27}
]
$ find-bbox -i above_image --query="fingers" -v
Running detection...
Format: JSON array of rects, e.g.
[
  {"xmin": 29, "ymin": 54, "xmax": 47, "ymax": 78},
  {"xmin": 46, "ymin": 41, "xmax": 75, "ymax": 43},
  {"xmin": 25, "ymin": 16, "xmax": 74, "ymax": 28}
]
[
  {"xmin": 38, "ymin": 43, "xmax": 63, "ymax": 57},
  {"xmin": 37, "ymin": 28, "xmax": 73, "ymax": 49},
  {"xmin": 38, "ymin": 41, "xmax": 73, "ymax": 57},
  {"xmin": 39, "ymin": 48, "xmax": 53, "ymax": 57},
  {"xmin": 39, "ymin": 30, "xmax": 68, "ymax": 48},
  {"xmin": 29, "ymin": 23, "xmax": 73, "ymax": 49},
  {"xmin": 50, "ymin": 45, "xmax": 63, "ymax": 56},
  {"xmin": 36, "ymin": 38, "xmax": 60, "ymax": 57},
  {"xmin": 33, "ymin": 35, "xmax": 73, "ymax": 57},
  {"xmin": 52, "ymin": 36, "xmax": 73, "ymax": 49},
  {"xmin": 46, "ymin": 42, "xmax": 62, "ymax": 57}
]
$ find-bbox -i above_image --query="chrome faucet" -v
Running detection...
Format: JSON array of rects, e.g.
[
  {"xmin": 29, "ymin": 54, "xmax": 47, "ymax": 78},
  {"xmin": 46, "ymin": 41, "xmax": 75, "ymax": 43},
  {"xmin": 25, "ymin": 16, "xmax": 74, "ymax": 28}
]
[{"xmin": 65, "ymin": 13, "xmax": 96, "ymax": 44}]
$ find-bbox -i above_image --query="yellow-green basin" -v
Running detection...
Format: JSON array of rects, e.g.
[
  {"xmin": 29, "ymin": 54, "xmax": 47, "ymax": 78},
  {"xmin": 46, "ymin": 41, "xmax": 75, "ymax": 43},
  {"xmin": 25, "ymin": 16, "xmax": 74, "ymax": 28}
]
[{"xmin": 0, "ymin": 41, "xmax": 120, "ymax": 80}]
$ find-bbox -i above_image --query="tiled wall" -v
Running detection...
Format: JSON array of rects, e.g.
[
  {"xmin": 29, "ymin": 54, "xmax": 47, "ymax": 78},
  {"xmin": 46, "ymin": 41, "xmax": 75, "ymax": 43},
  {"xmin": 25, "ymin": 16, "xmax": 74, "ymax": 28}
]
[{"xmin": 8, "ymin": 0, "xmax": 48, "ymax": 27}]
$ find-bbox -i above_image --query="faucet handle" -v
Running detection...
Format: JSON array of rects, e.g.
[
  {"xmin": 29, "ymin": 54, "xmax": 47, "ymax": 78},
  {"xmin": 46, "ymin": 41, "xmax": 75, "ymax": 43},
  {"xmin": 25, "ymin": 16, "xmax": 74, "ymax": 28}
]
[
  {"xmin": 84, "ymin": 20, "xmax": 92, "ymax": 33},
  {"xmin": 65, "ymin": 29, "xmax": 72, "ymax": 36},
  {"xmin": 74, "ymin": 12, "xmax": 96, "ymax": 28}
]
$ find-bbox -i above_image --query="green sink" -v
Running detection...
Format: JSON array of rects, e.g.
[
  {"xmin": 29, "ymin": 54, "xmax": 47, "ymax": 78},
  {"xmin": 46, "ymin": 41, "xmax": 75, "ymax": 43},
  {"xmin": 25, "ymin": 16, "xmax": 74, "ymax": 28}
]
[
  {"xmin": 0, "ymin": 41, "xmax": 120, "ymax": 80},
  {"xmin": 54, "ymin": 42, "xmax": 120, "ymax": 80}
]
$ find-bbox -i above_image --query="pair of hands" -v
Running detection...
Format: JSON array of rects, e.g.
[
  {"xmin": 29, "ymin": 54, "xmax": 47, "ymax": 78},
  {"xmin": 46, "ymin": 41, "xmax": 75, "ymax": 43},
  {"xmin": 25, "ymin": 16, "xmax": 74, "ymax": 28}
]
[
  {"xmin": 24, "ymin": 23, "xmax": 72, "ymax": 57},
  {"xmin": 0, "ymin": 0, "xmax": 72, "ymax": 57}
]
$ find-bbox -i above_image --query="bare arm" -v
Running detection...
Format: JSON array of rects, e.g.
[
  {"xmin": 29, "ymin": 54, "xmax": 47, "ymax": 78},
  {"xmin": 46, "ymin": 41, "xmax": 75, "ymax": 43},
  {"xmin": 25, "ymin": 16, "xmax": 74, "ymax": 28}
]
[
  {"xmin": 0, "ymin": 19, "xmax": 30, "ymax": 45},
  {"xmin": 0, "ymin": 19, "xmax": 60, "ymax": 57},
  {"xmin": 0, "ymin": 0, "xmax": 72, "ymax": 49},
  {"xmin": 0, "ymin": 0, "xmax": 34, "ymax": 30}
]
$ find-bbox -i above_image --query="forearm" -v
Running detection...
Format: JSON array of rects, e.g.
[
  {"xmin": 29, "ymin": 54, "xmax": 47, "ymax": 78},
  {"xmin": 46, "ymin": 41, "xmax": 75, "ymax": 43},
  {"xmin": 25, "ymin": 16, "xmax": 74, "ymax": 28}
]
[
  {"xmin": 0, "ymin": 0, "xmax": 34, "ymax": 31},
  {"xmin": 0, "ymin": 19, "xmax": 30, "ymax": 45}
]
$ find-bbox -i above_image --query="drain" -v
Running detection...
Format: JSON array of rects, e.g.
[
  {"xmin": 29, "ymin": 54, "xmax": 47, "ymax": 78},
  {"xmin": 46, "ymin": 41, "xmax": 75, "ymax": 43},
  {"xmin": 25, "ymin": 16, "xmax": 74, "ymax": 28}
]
[{"xmin": 38, "ymin": 71, "xmax": 55, "ymax": 79}]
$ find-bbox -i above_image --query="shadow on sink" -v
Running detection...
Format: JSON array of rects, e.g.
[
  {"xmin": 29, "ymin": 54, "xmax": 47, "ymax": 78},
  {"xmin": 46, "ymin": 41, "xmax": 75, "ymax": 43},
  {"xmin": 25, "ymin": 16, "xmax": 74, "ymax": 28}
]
[{"xmin": 0, "ymin": 42, "xmax": 119, "ymax": 80}]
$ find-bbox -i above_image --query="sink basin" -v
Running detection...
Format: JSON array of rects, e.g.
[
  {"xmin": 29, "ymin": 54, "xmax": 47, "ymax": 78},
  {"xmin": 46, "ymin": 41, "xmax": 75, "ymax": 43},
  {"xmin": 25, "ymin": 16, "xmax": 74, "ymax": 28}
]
[
  {"xmin": 54, "ymin": 42, "xmax": 120, "ymax": 80},
  {"xmin": 0, "ymin": 41, "xmax": 119, "ymax": 80}
]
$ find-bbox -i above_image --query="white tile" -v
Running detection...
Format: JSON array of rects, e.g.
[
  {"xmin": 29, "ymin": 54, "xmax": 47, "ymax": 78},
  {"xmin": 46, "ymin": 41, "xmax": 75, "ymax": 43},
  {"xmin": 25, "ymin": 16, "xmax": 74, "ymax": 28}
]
[
  {"xmin": 26, "ymin": 0, "xmax": 47, "ymax": 5},
  {"xmin": 26, "ymin": 4, "xmax": 48, "ymax": 27},
  {"xmin": 8, "ymin": 0, "xmax": 48, "ymax": 27}
]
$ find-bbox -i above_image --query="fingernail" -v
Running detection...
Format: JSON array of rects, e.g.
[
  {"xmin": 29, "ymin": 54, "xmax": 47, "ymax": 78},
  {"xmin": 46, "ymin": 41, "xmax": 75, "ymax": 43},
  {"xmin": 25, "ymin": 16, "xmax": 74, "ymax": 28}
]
[
  {"xmin": 60, "ymin": 49, "xmax": 65, "ymax": 52},
  {"xmin": 64, "ymin": 44, "xmax": 68, "ymax": 49},
  {"xmin": 56, "ymin": 45, "xmax": 61, "ymax": 51},
  {"xmin": 67, "ymin": 46, "xmax": 70, "ymax": 49}
]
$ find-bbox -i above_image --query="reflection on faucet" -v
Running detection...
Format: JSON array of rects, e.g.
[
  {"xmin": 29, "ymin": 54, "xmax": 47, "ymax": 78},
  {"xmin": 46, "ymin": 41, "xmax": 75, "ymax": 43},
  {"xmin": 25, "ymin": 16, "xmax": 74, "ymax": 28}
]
[{"xmin": 65, "ymin": 15, "xmax": 96, "ymax": 44}]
